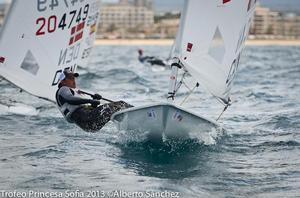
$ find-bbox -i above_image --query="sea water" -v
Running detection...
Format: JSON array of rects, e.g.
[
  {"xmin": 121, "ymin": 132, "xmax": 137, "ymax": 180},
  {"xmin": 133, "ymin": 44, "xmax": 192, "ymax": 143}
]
[{"xmin": 0, "ymin": 45, "xmax": 299, "ymax": 198}]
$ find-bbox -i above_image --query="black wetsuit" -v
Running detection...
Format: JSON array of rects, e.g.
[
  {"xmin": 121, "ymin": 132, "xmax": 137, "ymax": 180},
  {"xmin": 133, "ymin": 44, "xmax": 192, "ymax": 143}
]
[{"xmin": 56, "ymin": 86, "xmax": 132, "ymax": 132}]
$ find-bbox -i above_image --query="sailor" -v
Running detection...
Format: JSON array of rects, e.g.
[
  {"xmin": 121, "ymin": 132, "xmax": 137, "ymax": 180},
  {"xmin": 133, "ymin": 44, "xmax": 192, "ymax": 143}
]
[
  {"xmin": 55, "ymin": 69, "xmax": 133, "ymax": 132},
  {"xmin": 138, "ymin": 49, "xmax": 167, "ymax": 67}
]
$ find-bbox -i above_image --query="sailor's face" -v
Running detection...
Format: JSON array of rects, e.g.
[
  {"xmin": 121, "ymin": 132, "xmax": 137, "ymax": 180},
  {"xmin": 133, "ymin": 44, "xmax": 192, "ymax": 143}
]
[{"xmin": 65, "ymin": 76, "xmax": 76, "ymax": 88}]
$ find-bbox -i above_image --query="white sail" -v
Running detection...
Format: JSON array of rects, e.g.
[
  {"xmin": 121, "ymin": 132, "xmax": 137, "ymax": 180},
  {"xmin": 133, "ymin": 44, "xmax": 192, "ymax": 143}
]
[
  {"xmin": 0, "ymin": 0, "xmax": 100, "ymax": 101},
  {"xmin": 172, "ymin": 0, "xmax": 256, "ymax": 104},
  {"xmin": 167, "ymin": 2, "xmax": 189, "ymax": 62}
]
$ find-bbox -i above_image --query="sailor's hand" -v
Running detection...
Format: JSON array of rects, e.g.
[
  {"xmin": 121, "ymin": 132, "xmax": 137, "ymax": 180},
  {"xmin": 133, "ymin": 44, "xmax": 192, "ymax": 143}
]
[
  {"xmin": 92, "ymin": 93, "xmax": 102, "ymax": 100},
  {"xmin": 90, "ymin": 100, "xmax": 100, "ymax": 108}
]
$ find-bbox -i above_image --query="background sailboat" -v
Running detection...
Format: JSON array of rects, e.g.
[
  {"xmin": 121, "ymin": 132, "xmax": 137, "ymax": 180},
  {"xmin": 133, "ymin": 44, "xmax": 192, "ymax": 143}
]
[
  {"xmin": 0, "ymin": 0, "xmax": 100, "ymax": 102},
  {"xmin": 171, "ymin": 0, "xmax": 256, "ymax": 105},
  {"xmin": 112, "ymin": 0, "xmax": 256, "ymax": 138}
]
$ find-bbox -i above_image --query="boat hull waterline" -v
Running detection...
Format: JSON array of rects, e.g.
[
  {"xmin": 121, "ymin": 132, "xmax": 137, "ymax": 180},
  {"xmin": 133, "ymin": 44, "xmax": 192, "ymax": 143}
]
[{"xmin": 111, "ymin": 103, "xmax": 223, "ymax": 141}]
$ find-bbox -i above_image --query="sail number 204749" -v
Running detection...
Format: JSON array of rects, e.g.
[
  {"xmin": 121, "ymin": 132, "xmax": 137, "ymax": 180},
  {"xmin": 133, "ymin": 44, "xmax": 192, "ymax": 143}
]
[{"xmin": 36, "ymin": 4, "xmax": 89, "ymax": 36}]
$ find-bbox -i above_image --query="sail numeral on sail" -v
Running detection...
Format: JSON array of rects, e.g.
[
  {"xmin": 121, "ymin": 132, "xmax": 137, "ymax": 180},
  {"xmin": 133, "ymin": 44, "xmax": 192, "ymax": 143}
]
[
  {"xmin": 58, "ymin": 43, "xmax": 81, "ymax": 66},
  {"xmin": 37, "ymin": 0, "xmax": 87, "ymax": 12},
  {"xmin": 36, "ymin": 4, "xmax": 89, "ymax": 36},
  {"xmin": 36, "ymin": 16, "xmax": 57, "ymax": 36},
  {"xmin": 51, "ymin": 65, "xmax": 77, "ymax": 86}
]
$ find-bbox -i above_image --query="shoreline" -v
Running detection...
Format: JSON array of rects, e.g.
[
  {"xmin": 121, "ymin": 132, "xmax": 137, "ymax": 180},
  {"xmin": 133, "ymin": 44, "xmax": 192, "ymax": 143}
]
[{"xmin": 95, "ymin": 39, "xmax": 300, "ymax": 46}]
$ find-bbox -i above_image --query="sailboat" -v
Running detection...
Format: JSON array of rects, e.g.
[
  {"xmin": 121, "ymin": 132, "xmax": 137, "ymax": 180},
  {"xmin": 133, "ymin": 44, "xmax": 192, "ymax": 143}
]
[
  {"xmin": 138, "ymin": 49, "xmax": 168, "ymax": 68},
  {"xmin": 0, "ymin": 0, "xmax": 100, "ymax": 102},
  {"xmin": 112, "ymin": 0, "xmax": 256, "ymax": 138}
]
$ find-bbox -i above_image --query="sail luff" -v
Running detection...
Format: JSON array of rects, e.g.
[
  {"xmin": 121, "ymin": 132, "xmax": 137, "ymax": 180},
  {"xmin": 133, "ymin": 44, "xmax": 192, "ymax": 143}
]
[{"xmin": 173, "ymin": 0, "xmax": 189, "ymax": 58}]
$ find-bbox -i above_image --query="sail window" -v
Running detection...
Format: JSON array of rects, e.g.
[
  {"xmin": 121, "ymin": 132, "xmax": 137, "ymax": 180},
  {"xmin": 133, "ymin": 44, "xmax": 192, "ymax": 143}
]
[
  {"xmin": 208, "ymin": 27, "xmax": 225, "ymax": 64},
  {"xmin": 20, "ymin": 50, "xmax": 40, "ymax": 75}
]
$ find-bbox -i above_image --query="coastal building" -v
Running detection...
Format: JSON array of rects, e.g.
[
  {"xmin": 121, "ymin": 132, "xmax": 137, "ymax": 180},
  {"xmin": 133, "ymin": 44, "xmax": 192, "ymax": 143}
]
[
  {"xmin": 98, "ymin": 0, "xmax": 154, "ymax": 38},
  {"xmin": 0, "ymin": 2, "xmax": 12, "ymax": 27},
  {"xmin": 154, "ymin": 18, "xmax": 180, "ymax": 39},
  {"xmin": 277, "ymin": 14, "xmax": 300, "ymax": 39},
  {"xmin": 0, "ymin": 4, "xmax": 6, "ymax": 27},
  {"xmin": 250, "ymin": 5, "xmax": 300, "ymax": 39},
  {"xmin": 250, "ymin": 5, "xmax": 280, "ymax": 38},
  {"xmin": 134, "ymin": 0, "xmax": 153, "ymax": 10}
]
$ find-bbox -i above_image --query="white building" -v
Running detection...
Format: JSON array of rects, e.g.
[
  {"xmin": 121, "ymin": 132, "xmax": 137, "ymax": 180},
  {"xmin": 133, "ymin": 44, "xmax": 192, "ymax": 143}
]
[
  {"xmin": 99, "ymin": 0, "xmax": 154, "ymax": 37},
  {"xmin": 134, "ymin": 0, "xmax": 153, "ymax": 9},
  {"xmin": 0, "ymin": 2, "xmax": 12, "ymax": 27},
  {"xmin": 0, "ymin": 4, "xmax": 7, "ymax": 27},
  {"xmin": 250, "ymin": 5, "xmax": 300, "ymax": 39},
  {"xmin": 250, "ymin": 6, "xmax": 279, "ymax": 37}
]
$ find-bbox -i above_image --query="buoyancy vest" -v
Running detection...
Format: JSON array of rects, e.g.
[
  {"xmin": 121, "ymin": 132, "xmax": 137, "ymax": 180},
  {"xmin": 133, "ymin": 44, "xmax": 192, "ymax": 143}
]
[{"xmin": 55, "ymin": 87, "xmax": 85, "ymax": 123}]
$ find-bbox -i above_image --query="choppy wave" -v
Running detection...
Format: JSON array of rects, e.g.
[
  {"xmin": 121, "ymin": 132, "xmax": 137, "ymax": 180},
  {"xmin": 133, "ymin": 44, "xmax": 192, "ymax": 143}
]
[{"xmin": 0, "ymin": 45, "xmax": 299, "ymax": 197}]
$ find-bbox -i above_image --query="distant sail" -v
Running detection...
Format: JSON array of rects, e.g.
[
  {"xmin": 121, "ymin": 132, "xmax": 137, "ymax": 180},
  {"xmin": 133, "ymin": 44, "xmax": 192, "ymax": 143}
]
[
  {"xmin": 172, "ymin": 0, "xmax": 256, "ymax": 104},
  {"xmin": 0, "ymin": 0, "xmax": 100, "ymax": 101}
]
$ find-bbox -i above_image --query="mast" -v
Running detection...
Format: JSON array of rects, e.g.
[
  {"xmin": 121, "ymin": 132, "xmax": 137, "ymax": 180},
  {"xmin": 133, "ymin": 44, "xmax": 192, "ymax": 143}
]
[
  {"xmin": 167, "ymin": 0, "xmax": 189, "ymax": 101},
  {"xmin": 168, "ymin": 58, "xmax": 181, "ymax": 101}
]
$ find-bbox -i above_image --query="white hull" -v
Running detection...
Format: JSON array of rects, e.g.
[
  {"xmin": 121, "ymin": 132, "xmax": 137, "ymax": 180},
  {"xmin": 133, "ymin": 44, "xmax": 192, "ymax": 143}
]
[{"xmin": 111, "ymin": 103, "xmax": 222, "ymax": 139}]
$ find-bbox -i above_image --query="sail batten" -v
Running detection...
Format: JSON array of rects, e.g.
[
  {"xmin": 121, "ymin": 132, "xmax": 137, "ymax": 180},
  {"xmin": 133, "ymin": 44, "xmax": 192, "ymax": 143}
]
[{"xmin": 172, "ymin": 0, "xmax": 256, "ymax": 103}]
